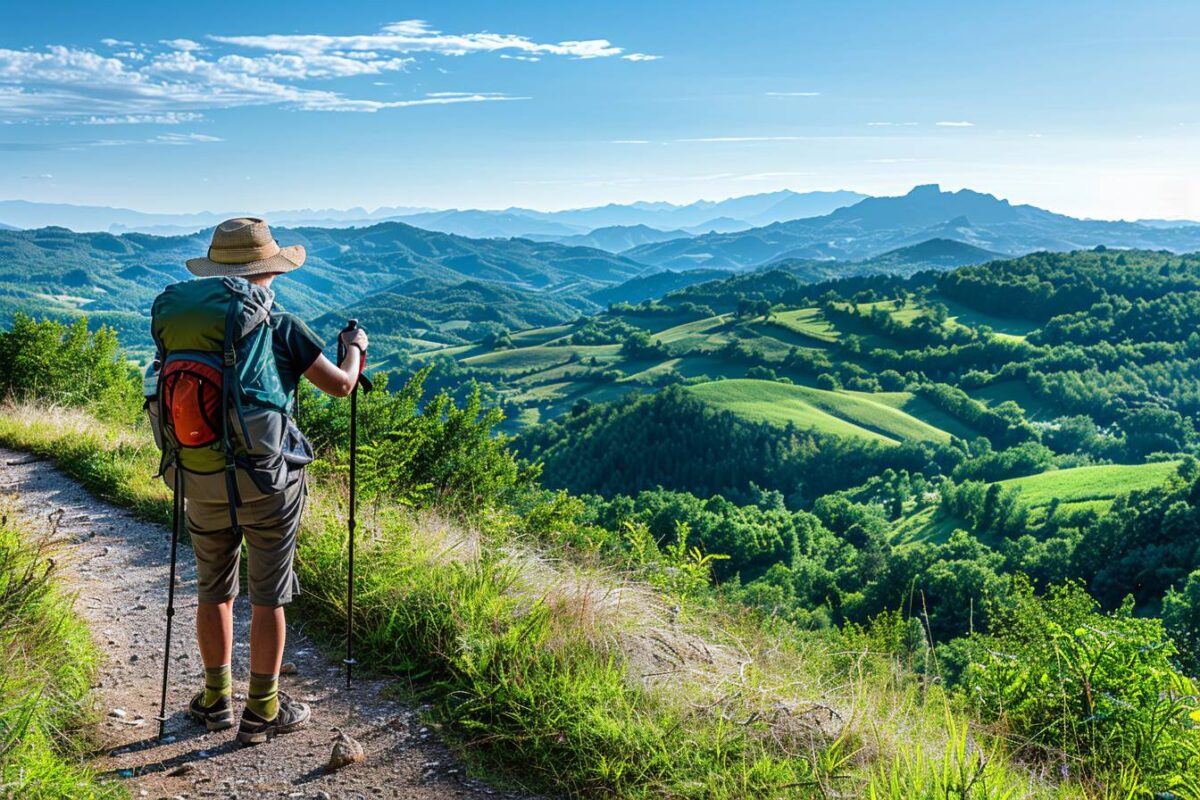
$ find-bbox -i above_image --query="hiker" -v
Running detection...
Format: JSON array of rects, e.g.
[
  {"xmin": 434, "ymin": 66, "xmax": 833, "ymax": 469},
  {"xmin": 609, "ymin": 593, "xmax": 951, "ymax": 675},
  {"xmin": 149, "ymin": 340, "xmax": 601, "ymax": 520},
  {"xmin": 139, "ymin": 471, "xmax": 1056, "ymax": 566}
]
[{"xmin": 146, "ymin": 218, "xmax": 368, "ymax": 744}]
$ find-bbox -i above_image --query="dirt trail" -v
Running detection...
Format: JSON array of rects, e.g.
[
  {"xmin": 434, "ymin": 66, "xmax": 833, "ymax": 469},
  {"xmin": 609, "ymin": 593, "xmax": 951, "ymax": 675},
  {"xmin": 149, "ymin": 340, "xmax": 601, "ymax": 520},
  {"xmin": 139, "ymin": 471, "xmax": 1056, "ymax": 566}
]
[{"xmin": 0, "ymin": 447, "xmax": 538, "ymax": 800}]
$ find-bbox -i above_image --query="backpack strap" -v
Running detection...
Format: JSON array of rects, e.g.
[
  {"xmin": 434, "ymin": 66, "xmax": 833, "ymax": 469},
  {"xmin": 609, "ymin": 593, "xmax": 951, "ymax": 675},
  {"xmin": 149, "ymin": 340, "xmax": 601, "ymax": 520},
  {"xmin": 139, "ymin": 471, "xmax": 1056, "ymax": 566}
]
[{"xmin": 220, "ymin": 293, "xmax": 243, "ymax": 531}]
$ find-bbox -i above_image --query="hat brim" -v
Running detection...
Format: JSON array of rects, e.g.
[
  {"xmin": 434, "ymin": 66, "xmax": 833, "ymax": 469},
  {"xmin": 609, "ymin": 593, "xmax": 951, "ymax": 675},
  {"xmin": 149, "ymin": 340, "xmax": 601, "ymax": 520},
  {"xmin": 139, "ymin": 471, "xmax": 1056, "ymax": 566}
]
[{"xmin": 185, "ymin": 244, "xmax": 306, "ymax": 278}]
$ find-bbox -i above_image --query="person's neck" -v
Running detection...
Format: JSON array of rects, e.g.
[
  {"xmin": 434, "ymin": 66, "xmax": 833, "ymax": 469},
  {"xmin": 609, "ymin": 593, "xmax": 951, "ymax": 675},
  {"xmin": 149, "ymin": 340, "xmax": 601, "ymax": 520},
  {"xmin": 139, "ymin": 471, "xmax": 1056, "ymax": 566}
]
[{"xmin": 247, "ymin": 274, "xmax": 276, "ymax": 289}]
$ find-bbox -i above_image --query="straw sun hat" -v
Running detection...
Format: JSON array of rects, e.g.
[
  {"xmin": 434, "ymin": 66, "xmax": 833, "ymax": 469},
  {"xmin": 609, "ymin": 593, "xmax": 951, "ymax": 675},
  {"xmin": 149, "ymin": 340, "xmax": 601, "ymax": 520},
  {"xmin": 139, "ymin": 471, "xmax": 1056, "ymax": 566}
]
[{"xmin": 185, "ymin": 217, "xmax": 306, "ymax": 278}]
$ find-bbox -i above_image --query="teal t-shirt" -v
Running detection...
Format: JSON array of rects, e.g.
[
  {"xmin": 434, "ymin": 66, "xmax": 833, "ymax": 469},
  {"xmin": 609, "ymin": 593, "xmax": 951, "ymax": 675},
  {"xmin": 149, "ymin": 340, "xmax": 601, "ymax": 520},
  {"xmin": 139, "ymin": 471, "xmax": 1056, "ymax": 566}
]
[{"xmin": 271, "ymin": 312, "xmax": 325, "ymax": 397}]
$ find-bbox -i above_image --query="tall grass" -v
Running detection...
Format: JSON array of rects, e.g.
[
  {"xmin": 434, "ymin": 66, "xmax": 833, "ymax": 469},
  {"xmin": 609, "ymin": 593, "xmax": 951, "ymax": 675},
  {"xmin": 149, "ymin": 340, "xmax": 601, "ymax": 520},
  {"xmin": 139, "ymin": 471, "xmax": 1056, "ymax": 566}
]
[
  {"xmin": 0, "ymin": 404, "xmax": 1140, "ymax": 798},
  {"xmin": 0, "ymin": 501, "xmax": 125, "ymax": 799}
]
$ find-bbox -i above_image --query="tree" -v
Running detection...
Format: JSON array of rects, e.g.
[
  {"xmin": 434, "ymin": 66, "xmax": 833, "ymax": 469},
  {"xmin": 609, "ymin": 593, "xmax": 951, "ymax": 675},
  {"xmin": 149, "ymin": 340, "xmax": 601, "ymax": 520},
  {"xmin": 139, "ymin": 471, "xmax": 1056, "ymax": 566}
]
[{"xmin": 1163, "ymin": 570, "xmax": 1200, "ymax": 674}]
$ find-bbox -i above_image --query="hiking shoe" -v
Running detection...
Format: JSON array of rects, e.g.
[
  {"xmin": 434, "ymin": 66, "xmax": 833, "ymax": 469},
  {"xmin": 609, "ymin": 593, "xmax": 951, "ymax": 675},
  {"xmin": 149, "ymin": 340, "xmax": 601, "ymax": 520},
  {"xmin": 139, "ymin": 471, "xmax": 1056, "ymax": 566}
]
[
  {"xmin": 235, "ymin": 691, "xmax": 311, "ymax": 745},
  {"xmin": 188, "ymin": 692, "xmax": 234, "ymax": 732}
]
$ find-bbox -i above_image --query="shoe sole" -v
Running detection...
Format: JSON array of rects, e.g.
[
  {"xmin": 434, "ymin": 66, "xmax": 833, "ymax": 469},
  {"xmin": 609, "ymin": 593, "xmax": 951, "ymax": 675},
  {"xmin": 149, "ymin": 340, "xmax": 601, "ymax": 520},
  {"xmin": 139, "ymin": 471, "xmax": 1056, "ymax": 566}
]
[
  {"xmin": 236, "ymin": 714, "xmax": 309, "ymax": 745},
  {"xmin": 188, "ymin": 708, "xmax": 234, "ymax": 732}
]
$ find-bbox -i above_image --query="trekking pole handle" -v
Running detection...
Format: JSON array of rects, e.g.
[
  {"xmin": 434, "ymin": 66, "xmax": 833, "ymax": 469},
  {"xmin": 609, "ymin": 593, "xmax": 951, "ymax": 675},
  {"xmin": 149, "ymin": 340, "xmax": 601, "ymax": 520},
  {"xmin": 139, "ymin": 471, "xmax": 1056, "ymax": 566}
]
[{"xmin": 338, "ymin": 319, "xmax": 373, "ymax": 393}]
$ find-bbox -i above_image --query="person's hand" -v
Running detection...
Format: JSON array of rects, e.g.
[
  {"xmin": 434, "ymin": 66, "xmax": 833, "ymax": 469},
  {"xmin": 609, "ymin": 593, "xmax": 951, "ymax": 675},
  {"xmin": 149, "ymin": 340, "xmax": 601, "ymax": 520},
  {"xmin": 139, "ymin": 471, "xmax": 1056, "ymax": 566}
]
[{"xmin": 339, "ymin": 327, "xmax": 368, "ymax": 354}]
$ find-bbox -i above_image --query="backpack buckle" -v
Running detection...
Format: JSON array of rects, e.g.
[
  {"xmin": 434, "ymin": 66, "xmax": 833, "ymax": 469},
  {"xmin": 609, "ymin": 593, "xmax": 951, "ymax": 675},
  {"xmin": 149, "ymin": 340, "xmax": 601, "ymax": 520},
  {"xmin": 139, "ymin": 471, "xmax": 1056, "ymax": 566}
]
[{"xmin": 223, "ymin": 350, "xmax": 236, "ymax": 367}]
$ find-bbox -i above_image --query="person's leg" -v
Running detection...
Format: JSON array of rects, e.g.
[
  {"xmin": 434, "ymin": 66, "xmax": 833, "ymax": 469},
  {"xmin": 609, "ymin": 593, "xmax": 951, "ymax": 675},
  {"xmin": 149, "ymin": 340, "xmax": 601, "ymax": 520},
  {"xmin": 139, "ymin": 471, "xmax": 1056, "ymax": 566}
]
[
  {"xmin": 247, "ymin": 604, "xmax": 285, "ymax": 720},
  {"xmin": 249, "ymin": 604, "xmax": 285, "ymax": 674},
  {"xmin": 241, "ymin": 476, "xmax": 307, "ymax": 729},
  {"xmin": 197, "ymin": 598, "xmax": 234, "ymax": 667},
  {"xmin": 186, "ymin": 501, "xmax": 242, "ymax": 727},
  {"xmin": 197, "ymin": 597, "xmax": 234, "ymax": 705}
]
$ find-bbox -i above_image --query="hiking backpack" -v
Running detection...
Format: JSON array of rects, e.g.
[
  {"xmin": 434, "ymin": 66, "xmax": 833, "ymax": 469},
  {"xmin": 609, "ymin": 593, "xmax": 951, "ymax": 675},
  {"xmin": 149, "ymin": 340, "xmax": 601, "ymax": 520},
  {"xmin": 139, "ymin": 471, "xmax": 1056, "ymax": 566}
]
[{"xmin": 144, "ymin": 276, "xmax": 311, "ymax": 527}]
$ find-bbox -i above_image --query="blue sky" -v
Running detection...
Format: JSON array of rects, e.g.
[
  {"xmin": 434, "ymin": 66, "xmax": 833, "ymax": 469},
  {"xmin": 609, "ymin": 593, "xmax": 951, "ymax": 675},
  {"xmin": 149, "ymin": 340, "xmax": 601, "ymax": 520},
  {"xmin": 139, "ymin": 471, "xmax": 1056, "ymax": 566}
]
[{"xmin": 3, "ymin": 1, "xmax": 1199, "ymax": 219}]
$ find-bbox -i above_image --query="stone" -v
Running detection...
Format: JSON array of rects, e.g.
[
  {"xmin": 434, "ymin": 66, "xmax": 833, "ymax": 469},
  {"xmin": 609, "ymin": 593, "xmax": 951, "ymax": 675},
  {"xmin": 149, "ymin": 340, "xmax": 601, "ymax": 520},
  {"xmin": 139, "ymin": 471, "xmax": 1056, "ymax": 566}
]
[{"xmin": 325, "ymin": 729, "xmax": 365, "ymax": 772}]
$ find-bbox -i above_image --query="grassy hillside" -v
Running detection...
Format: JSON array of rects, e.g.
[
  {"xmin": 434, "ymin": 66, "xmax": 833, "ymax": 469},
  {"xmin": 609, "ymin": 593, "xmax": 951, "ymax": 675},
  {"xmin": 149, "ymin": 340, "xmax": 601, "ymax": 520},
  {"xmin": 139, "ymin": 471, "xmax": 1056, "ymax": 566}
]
[
  {"xmin": 0, "ymin": 401, "xmax": 1113, "ymax": 800},
  {"xmin": 999, "ymin": 460, "xmax": 1181, "ymax": 512},
  {"xmin": 685, "ymin": 379, "xmax": 953, "ymax": 444},
  {"xmin": 893, "ymin": 461, "xmax": 1182, "ymax": 545}
]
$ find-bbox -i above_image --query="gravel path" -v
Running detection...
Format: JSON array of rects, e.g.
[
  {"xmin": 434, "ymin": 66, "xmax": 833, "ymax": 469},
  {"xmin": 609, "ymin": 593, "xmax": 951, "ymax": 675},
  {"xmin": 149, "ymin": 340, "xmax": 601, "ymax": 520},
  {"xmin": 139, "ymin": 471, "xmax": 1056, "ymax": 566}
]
[{"xmin": 0, "ymin": 448, "xmax": 538, "ymax": 800}]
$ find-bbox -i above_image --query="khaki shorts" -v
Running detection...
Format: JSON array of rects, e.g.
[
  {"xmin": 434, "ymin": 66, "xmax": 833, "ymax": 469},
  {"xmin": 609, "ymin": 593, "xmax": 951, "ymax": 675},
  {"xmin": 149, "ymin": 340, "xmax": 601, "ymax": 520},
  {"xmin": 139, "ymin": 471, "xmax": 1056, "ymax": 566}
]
[{"xmin": 186, "ymin": 471, "xmax": 306, "ymax": 607}]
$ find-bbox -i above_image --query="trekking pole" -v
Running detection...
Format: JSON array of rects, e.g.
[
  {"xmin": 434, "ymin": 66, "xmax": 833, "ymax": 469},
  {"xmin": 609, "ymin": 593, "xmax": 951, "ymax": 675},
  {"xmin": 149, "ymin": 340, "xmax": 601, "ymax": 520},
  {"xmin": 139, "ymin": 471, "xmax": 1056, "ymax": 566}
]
[
  {"xmin": 339, "ymin": 320, "xmax": 372, "ymax": 689},
  {"xmin": 157, "ymin": 462, "xmax": 184, "ymax": 738}
]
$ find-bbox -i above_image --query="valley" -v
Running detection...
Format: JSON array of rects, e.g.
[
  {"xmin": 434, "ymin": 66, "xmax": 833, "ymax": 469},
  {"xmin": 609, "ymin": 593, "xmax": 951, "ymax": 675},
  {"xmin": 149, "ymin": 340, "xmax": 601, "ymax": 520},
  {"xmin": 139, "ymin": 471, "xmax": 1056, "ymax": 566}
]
[{"xmin": 6, "ymin": 185, "xmax": 1200, "ymax": 796}]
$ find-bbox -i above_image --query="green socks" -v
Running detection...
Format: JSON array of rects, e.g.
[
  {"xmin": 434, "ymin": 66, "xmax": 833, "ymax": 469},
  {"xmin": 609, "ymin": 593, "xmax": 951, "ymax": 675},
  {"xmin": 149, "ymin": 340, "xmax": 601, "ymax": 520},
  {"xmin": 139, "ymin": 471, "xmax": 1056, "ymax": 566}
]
[
  {"xmin": 203, "ymin": 664, "xmax": 231, "ymax": 706},
  {"xmin": 246, "ymin": 671, "xmax": 279, "ymax": 721},
  {"xmin": 204, "ymin": 666, "xmax": 279, "ymax": 720}
]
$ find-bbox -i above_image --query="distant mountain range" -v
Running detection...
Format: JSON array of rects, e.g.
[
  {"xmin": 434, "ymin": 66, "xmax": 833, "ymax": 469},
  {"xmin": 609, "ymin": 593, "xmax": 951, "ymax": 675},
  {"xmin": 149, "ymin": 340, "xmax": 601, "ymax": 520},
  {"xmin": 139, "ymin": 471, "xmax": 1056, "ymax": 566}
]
[
  {"xmin": 625, "ymin": 185, "xmax": 1200, "ymax": 269},
  {"xmin": 11, "ymin": 183, "xmax": 1200, "ymax": 359},
  {"xmin": 530, "ymin": 224, "xmax": 692, "ymax": 252},
  {"xmin": 0, "ymin": 200, "xmax": 436, "ymax": 236},
  {"xmin": 0, "ymin": 189, "xmax": 868, "ymax": 240}
]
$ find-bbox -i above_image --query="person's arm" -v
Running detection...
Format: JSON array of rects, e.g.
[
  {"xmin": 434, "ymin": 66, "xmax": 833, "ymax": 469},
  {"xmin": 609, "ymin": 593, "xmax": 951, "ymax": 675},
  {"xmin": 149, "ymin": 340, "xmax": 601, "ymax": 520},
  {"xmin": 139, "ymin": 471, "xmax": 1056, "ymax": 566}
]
[{"xmin": 303, "ymin": 327, "xmax": 368, "ymax": 398}]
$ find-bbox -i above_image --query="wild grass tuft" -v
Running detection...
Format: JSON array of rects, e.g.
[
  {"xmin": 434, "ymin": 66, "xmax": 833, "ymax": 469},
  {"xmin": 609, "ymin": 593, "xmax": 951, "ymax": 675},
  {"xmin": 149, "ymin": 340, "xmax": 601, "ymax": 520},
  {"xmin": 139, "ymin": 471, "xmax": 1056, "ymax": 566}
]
[{"xmin": 0, "ymin": 500, "xmax": 125, "ymax": 799}]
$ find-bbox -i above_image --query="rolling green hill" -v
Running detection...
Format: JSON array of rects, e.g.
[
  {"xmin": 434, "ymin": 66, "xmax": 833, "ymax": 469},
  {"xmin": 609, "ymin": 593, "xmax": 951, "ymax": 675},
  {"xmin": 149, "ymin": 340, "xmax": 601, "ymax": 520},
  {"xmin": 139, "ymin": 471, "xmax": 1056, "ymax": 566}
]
[
  {"xmin": 892, "ymin": 461, "xmax": 1182, "ymax": 545},
  {"xmin": 998, "ymin": 461, "xmax": 1181, "ymax": 511},
  {"xmin": 684, "ymin": 379, "xmax": 954, "ymax": 444}
]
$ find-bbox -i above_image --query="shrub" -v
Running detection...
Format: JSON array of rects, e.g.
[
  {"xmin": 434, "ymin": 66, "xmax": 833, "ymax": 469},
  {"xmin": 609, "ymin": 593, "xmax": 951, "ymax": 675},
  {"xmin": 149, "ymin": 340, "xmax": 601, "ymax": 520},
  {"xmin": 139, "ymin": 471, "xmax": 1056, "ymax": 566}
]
[
  {"xmin": 961, "ymin": 578, "xmax": 1200, "ymax": 789},
  {"xmin": 0, "ymin": 314, "xmax": 140, "ymax": 423}
]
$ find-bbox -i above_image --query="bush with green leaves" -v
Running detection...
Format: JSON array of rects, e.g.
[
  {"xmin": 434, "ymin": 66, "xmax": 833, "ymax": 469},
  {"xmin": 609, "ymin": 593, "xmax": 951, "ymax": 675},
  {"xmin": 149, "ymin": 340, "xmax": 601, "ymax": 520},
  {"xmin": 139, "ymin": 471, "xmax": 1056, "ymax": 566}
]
[
  {"xmin": 0, "ymin": 314, "xmax": 140, "ymax": 423},
  {"xmin": 960, "ymin": 577, "xmax": 1200, "ymax": 790},
  {"xmin": 300, "ymin": 367, "xmax": 538, "ymax": 519},
  {"xmin": 1163, "ymin": 568, "xmax": 1200, "ymax": 676}
]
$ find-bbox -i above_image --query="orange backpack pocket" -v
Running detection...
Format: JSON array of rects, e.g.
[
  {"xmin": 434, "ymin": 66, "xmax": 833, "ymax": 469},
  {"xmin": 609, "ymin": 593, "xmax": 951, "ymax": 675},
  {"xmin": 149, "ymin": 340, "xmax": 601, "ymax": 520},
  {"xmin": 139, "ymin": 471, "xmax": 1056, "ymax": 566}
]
[{"xmin": 161, "ymin": 359, "xmax": 224, "ymax": 448}]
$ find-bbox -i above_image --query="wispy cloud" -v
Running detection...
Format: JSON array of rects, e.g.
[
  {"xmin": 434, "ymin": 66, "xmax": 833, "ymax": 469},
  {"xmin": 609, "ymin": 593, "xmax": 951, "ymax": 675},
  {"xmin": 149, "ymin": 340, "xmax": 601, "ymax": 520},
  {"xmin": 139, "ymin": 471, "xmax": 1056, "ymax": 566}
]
[
  {"xmin": 0, "ymin": 131, "xmax": 223, "ymax": 150},
  {"xmin": 161, "ymin": 39, "xmax": 205, "ymax": 52},
  {"xmin": 766, "ymin": 91, "xmax": 820, "ymax": 97},
  {"xmin": 935, "ymin": 120, "xmax": 974, "ymax": 127},
  {"xmin": 211, "ymin": 19, "xmax": 655, "ymax": 61},
  {"xmin": 676, "ymin": 135, "xmax": 809, "ymax": 143},
  {"xmin": 79, "ymin": 112, "xmax": 205, "ymax": 125},
  {"xmin": 867, "ymin": 121, "xmax": 919, "ymax": 127},
  {"xmin": 0, "ymin": 20, "xmax": 653, "ymax": 122}
]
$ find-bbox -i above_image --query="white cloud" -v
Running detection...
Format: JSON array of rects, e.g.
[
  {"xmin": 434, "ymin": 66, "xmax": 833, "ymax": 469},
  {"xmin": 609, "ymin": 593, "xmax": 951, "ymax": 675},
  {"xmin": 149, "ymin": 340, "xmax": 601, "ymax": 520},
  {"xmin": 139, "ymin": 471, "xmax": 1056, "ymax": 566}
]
[
  {"xmin": 500, "ymin": 54, "xmax": 540, "ymax": 62},
  {"xmin": 867, "ymin": 122, "xmax": 893, "ymax": 126},
  {"xmin": 766, "ymin": 91, "xmax": 820, "ymax": 97},
  {"xmin": 161, "ymin": 38, "xmax": 205, "ymax": 52},
  {"xmin": 0, "ymin": 20, "xmax": 643, "ymax": 122},
  {"xmin": 211, "ymin": 19, "xmax": 647, "ymax": 60},
  {"xmin": 80, "ymin": 111, "xmax": 205, "ymax": 125},
  {"xmin": 621, "ymin": 53, "xmax": 661, "ymax": 62},
  {"xmin": 936, "ymin": 120, "xmax": 974, "ymax": 127},
  {"xmin": 154, "ymin": 132, "xmax": 223, "ymax": 144}
]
